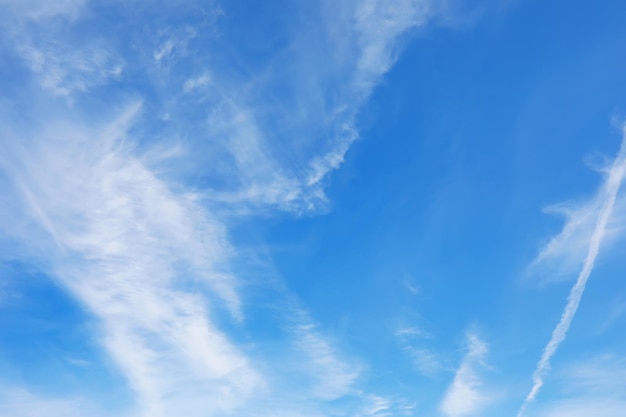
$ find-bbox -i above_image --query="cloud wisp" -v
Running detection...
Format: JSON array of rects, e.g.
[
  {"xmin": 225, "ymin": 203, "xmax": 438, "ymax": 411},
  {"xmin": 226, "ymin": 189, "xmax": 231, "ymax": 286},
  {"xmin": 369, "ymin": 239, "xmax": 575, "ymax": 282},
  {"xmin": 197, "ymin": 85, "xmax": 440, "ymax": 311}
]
[
  {"xmin": 177, "ymin": 0, "xmax": 437, "ymax": 212},
  {"xmin": 0, "ymin": 0, "xmax": 442, "ymax": 416},
  {"xmin": 303, "ymin": 0, "xmax": 433, "ymax": 190},
  {"xmin": 0, "ymin": 387, "xmax": 116, "ymax": 417},
  {"xmin": 440, "ymin": 332, "xmax": 491, "ymax": 417},
  {"xmin": 534, "ymin": 354, "xmax": 626, "ymax": 417},
  {"xmin": 517, "ymin": 127, "xmax": 626, "ymax": 417},
  {"xmin": 0, "ymin": 104, "xmax": 261, "ymax": 417}
]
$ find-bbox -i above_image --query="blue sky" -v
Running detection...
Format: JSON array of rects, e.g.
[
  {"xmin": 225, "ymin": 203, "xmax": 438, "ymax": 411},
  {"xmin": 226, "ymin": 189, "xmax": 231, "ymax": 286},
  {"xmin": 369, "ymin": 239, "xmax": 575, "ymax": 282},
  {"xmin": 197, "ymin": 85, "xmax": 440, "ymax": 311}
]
[{"xmin": 1, "ymin": 0, "xmax": 626, "ymax": 416}]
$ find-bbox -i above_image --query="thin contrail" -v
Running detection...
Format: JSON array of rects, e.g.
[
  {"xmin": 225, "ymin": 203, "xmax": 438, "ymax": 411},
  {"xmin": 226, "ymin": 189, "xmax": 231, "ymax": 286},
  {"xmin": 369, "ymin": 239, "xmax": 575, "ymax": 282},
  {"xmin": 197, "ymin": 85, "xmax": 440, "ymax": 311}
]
[{"xmin": 516, "ymin": 128, "xmax": 626, "ymax": 417}]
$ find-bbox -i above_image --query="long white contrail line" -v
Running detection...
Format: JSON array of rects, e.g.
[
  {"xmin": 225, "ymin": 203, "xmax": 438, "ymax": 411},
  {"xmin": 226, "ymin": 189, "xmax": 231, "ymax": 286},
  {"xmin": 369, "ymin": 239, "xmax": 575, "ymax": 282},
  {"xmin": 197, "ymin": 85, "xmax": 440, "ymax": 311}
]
[{"xmin": 516, "ymin": 128, "xmax": 626, "ymax": 417}]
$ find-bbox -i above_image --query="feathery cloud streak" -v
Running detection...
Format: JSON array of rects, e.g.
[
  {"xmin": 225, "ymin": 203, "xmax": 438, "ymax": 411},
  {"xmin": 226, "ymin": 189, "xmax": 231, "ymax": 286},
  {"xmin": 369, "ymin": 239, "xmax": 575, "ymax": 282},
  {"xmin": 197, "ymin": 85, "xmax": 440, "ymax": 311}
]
[
  {"xmin": 305, "ymin": 0, "xmax": 433, "ymax": 190},
  {"xmin": 534, "ymin": 354, "xmax": 626, "ymax": 417},
  {"xmin": 0, "ymin": 0, "xmax": 438, "ymax": 415},
  {"xmin": 440, "ymin": 332, "xmax": 491, "ymax": 417},
  {"xmin": 0, "ymin": 104, "xmax": 261, "ymax": 417},
  {"xmin": 517, "ymin": 127, "xmax": 626, "ymax": 417}
]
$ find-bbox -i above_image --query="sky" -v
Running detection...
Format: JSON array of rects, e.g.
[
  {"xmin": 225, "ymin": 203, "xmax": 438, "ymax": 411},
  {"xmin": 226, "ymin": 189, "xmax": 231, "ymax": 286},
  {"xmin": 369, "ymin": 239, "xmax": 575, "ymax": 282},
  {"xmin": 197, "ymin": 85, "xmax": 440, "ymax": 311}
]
[{"xmin": 1, "ymin": 0, "xmax": 626, "ymax": 416}]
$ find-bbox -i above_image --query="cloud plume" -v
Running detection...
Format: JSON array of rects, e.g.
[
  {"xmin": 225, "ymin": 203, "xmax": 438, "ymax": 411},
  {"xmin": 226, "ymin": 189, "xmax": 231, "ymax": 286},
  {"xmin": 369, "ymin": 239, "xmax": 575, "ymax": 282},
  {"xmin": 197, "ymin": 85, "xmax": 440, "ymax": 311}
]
[
  {"xmin": 440, "ymin": 332, "xmax": 491, "ymax": 417},
  {"xmin": 0, "ymin": 0, "xmax": 440, "ymax": 415},
  {"xmin": 517, "ymin": 127, "xmax": 626, "ymax": 417}
]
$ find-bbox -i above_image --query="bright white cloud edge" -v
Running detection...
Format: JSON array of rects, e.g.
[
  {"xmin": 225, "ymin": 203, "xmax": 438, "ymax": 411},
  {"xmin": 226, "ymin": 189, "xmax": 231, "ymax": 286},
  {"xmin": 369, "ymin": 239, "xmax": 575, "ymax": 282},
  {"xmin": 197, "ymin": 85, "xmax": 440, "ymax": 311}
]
[
  {"xmin": 0, "ymin": 0, "xmax": 438, "ymax": 416},
  {"xmin": 517, "ymin": 126, "xmax": 626, "ymax": 417}
]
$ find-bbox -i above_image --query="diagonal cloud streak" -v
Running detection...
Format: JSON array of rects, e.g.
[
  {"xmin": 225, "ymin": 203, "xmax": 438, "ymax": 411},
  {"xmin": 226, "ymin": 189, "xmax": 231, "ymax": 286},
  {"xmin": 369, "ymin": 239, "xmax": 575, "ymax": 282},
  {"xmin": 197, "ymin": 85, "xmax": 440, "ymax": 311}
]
[
  {"xmin": 516, "ymin": 126, "xmax": 626, "ymax": 417},
  {"xmin": 0, "ymin": 0, "xmax": 442, "ymax": 415},
  {"xmin": 440, "ymin": 332, "xmax": 491, "ymax": 417},
  {"xmin": 0, "ymin": 104, "xmax": 262, "ymax": 417}
]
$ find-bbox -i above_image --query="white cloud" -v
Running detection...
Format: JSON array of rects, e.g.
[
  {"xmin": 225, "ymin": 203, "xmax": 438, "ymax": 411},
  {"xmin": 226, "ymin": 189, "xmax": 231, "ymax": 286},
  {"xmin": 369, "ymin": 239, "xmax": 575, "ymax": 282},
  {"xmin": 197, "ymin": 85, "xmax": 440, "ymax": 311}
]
[
  {"xmin": 0, "ymin": 0, "xmax": 123, "ymax": 102},
  {"xmin": 352, "ymin": 394, "xmax": 417, "ymax": 417},
  {"xmin": 288, "ymin": 308, "xmax": 362, "ymax": 400},
  {"xmin": 0, "ymin": 101, "xmax": 397, "ymax": 416},
  {"xmin": 529, "ymin": 144, "xmax": 626, "ymax": 283},
  {"xmin": 396, "ymin": 324, "xmax": 450, "ymax": 377},
  {"xmin": 17, "ymin": 42, "xmax": 124, "ymax": 97},
  {"xmin": 304, "ymin": 0, "xmax": 433, "ymax": 190},
  {"xmin": 153, "ymin": 39, "xmax": 175, "ymax": 62},
  {"xmin": 0, "ymin": 0, "xmax": 445, "ymax": 415},
  {"xmin": 0, "ymin": 387, "xmax": 119, "ymax": 417},
  {"xmin": 362, "ymin": 395, "xmax": 392, "ymax": 416},
  {"xmin": 0, "ymin": 104, "xmax": 261, "ymax": 417},
  {"xmin": 528, "ymin": 195, "xmax": 626, "ymax": 282},
  {"xmin": 410, "ymin": 348, "xmax": 450, "ymax": 376},
  {"xmin": 353, "ymin": 0, "xmax": 432, "ymax": 95},
  {"xmin": 153, "ymin": 27, "xmax": 198, "ymax": 63},
  {"xmin": 0, "ymin": 0, "xmax": 85, "ymax": 21},
  {"xmin": 183, "ymin": 72, "xmax": 212, "ymax": 93},
  {"xmin": 534, "ymin": 354, "xmax": 626, "ymax": 417},
  {"xmin": 168, "ymin": 0, "xmax": 437, "ymax": 212},
  {"xmin": 396, "ymin": 325, "xmax": 431, "ymax": 339},
  {"xmin": 517, "ymin": 127, "xmax": 626, "ymax": 417},
  {"xmin": 598, "ymin": 296, "xmax": 626, "ymax": 333},
  {"xmin": 440, "ymin": 333, "xmax": 492, "ymax": 417},
  {"xmin": 538, "ymin": 400, "xmax": 626, "ymax": 417}
]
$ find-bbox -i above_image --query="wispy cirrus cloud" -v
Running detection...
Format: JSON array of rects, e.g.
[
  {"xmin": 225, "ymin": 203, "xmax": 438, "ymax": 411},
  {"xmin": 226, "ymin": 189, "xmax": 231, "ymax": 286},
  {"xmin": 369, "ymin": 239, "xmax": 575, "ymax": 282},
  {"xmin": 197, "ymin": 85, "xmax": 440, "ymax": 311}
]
[
  {"xmin": 0, "ymin": 104, "xmax": 261, "ymax": 417},
  {"xmin": 292, "ymin": 320, "xmax": 362, "ymax": 400},
  {"xmin": 396, "ymin": 325, "xmax": 451, "ymax": 377},
  {"xmin": 0, "ymin": 388, "xmax": 117, "ymax": 417},
  {"xmin": 357, "ymin": 394, "xmax": 417, "ymax": 417},
  {"xmin": 517, "ymin": 128, "xmax": 626, "ymax": 417},
  {"xmin": 529, "ymin": 142, "xmax": 626, "ymax": 283},
  {"xmin": 1, "ymin": 4, "xmax": 123, "ymax": 99},
  {"xmin": 0, "ymin": 0, "xmax": 85, "ymax": 21},
  {"xmin": 534, "ymin": 354, "xmax": 626, "ymax": 417},
  {"xmin": 304, "ymin": 0, "xmax": 433, "ymax": 190},
  {"xmin": 17, "ymin": 42, "xmax": 124, "ymax": 97},
  {"xmin": 440, "ymin": 332, "xmax": 493, "ymax": 417},
  {"xmin": 0, "ymin": 0, "xmax": 442, "ymax": 416},
  {"xmin": 168, "ymin": 0, "xmax": 437, "ymax": 212}
]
